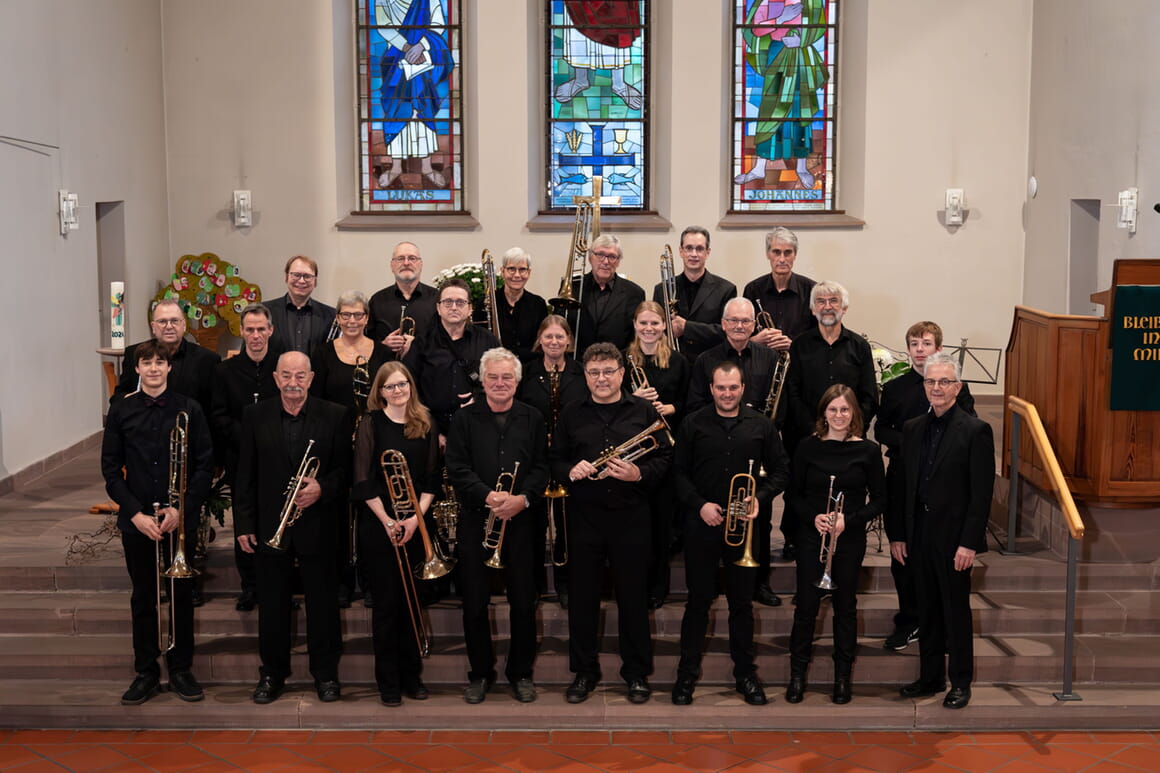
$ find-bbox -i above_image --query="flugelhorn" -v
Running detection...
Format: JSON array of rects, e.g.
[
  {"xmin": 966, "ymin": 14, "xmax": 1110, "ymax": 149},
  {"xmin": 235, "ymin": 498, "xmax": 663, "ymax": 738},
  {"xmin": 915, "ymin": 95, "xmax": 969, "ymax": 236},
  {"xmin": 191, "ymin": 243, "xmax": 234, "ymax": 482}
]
[
  {"xmin": 267, "ymin": 440, "xmax": 320, "ymax": 550},
  {"xmin": 815, "ymin": 475, "xmax": 844, "ymax": 591},
  {"xmin": 659, "ymin": 244, "xmax": 679, "ymax": 352},
  {"xmin": 724, "ymin": 460, "xmax": 759, "ymax": 568},
  {"xmin": 481, "ymin": 249, "xmax": 503, "ymax": 345},
  {"xmin": 382, "ymin": 449, "xmax": 454, "ymax": 579},
  {"xmin": 763, "ymin": 351, "xmax": 790, "ymax": 418},
  {"xmin": 398, "ymin": 304, "xmax": 416, "ymax": 338},
  {"xmin": 588, "ymin": 419, "xmax": 667, "ymax": 480},
  {"xmin": 163, "ymin": 411, "xmax": 197, "ymax": 579},
  {"xmin": 626, "ymin": 354, "xmax": 675, "ymax": 445},
  {"xmin": 484, "ymin": 462, "xmax": 522, "ymax": 569},
  {"xmin": 755, "ymin": 298, "xmax": 775, "ymax": 331}
]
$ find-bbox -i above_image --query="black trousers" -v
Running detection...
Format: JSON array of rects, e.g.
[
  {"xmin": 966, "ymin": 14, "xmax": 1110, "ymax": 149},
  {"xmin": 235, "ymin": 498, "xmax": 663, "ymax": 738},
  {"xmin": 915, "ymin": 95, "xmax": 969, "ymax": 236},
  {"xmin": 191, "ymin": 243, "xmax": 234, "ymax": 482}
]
[
  {"xmin": 914, "ymin": 538, "xmax": 974, "ymax": 689},
  {"xmin": 647, "ymin": 469, "xmax": 677, "ymax": 601},
  {"xmin": 677, "ymin": 518, "xmax": 758, "ymax": 681},
  {"xmin": 234, "ymin": 539, "xmax": 256, "ymax": 594},
  {"xmin": 789, "ymin": 530, "xmax": 866, "ymax": 672},
  {"xmin": 458, "ymin": 509, "xmax": 538, "ymax": 684},
  {"xmin": 567, "ymin": 504, "xmax": 652, "ymax": 682},
  {"xmin": 359, "ymin": 512, "xmax": 423, "ymax": 695},
  {"xmin": 122, "ymin": 527, "xmax": 195, "ymax": 678},
  {"xmin": 885, "ymin": 467, "xmax": 918, "ymax": 631},
  {"xmin": 755, "ymin": 498, "xmax": 774, "ymax": 587},
  {"xmin": 255, "ymin": 546, "xmax": 341, "ymax": 683}
]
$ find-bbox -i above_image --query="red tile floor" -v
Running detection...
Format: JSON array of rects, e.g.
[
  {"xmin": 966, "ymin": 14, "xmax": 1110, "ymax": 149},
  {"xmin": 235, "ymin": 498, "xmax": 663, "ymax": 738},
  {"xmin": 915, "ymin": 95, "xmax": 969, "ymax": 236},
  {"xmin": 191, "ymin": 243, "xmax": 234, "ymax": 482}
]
[{"xmin": 1, "ymin": 729, "xmax": 1157, "ymax": 772}]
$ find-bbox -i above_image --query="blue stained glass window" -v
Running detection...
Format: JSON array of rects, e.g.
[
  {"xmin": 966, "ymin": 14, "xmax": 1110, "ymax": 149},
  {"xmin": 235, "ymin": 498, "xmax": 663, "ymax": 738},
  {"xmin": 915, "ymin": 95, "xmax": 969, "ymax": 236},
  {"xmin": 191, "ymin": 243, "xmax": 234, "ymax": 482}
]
[
  {"xmin": 356, "ymin": 0, "xmax": 464, "ymax": 213},
  {"xmin": 731, "ymin": 0, "xmax": 839, "ymax": 213},
  {"xmin": 546, "ymin": 1, "xmax": 649, "ymax": 211}
]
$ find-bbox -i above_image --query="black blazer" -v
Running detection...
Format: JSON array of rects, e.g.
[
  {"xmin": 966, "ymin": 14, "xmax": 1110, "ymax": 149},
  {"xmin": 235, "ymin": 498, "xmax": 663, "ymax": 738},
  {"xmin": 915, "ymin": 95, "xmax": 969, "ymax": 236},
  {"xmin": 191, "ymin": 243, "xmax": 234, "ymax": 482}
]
[
  {"xmin": 233, "ymin": 396, "xmax": 351, "ymax": 555},
  {"xmin": 652, "ymin": 270, "xmax": 735, "ymax": 359},
  {"xmin": 267, "ymin": 293, "xmax": 337, "ymax": 355},
  {"xmin": 886, "ymin": 406, "xmax": 994, "ymax": 557},
  {"xmin": 113, "ymin": 338, "xmax": 220, "ymax": 412},
  {"xmin": 563, "ymin": 272, "xmax": 645, "ymax": 352}
]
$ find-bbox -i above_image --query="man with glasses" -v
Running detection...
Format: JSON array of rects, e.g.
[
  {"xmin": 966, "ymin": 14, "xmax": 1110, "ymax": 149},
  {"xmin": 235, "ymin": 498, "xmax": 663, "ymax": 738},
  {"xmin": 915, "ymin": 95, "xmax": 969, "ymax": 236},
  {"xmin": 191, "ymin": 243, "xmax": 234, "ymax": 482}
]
[
  {"xmin": 114, "ymin": 298, "xmax": 221, "ymax": 412},
  {"xmin": 742, "ymin": 227, "xmax": 817, "ymax": 352},
  {"xmin": 652, "ymin": 226, "xmax": 736, "ymax": 361},
  {"xmin": 445, "ymin": 348, "xmax": 548, "ymax": 704},
  {"xmin": 268, "ymin": 255, "xmax": 337, "ymax": 355},
  {"xmin": 369, "ymin": 241, "xmax": 439, "ymax": 356},
  {"xmin": 888, "ymin": 353, "xmax": 993, "ymax": 710},
  {"xmin": 559, "ymin": 233, "xmax": 644, "ymax": 352},
  {"xmin": 495, "ymin": 247, "xmax": 550, "ymax": 363},
  {"xmin": 404, "ymin": 278, "xmax": 499, "ymax": 437},
  {"xmin": 550, "ymin": 342, "xmax": 671, "ymax": 705},
  {"xmin": 685, "ymin": 298, "xmax": 782, "ymax": 606}
]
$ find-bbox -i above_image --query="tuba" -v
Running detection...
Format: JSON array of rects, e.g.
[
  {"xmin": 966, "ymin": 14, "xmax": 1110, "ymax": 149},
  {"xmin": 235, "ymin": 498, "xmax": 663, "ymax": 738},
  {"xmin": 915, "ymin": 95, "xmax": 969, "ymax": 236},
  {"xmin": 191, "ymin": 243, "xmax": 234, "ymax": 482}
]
[
  {"xmin": 763, "ymin": 351, "xmax": 790, "ymax": 418},
  {"xmin": 815, "ymin": 475, "xmax": 844, "ymax": 591},
  {"xmin": 588, "ymin": 419, "xmax": 667, "ymax": 480},
  {"xmin": 382, "ymin": 450, "xmax": 454, "ymax": 579},
  {"xmin": 724, "ymin": 459, "xmax": 759, "ymax": 568},
  {"xmin": 481, "ymin": 249, "xmax": 503, "ymax": 344},
  {"xmin": 483, "ymin": 462, "xmax": 522, "ymax": 569},
  {"xmin": 659, "ymin": 244, "xmax": 680, "ymax": 351},
  {"xmin": 162, "ymin": 411, "xmax": 197, "ymax": 579},
  {"xmin": 267, "ymin": 440, "xmax": 321, "ymax": 550}
]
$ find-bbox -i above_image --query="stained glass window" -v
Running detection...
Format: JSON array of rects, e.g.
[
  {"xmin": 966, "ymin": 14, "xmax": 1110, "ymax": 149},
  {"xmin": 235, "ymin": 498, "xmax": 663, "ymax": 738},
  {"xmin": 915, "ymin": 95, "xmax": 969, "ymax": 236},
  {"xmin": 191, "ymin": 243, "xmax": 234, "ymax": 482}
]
[
  {"xmin": 545, "ymin": 1, "xmax": 649, "ymax": 211},
  {"xmin": 731, "ymin": 0, "xmax": 839, "ymax": 213},
  {"xmin": 356, "ymin": 0, "xmax": 464, "ymax": 212}
]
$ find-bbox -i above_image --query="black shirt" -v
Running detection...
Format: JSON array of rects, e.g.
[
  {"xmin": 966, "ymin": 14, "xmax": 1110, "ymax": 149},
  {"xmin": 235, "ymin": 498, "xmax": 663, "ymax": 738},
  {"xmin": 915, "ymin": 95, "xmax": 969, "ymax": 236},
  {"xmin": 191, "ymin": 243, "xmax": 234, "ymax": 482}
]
[
  {"xmin": 445, "ymin": 399, "xmax": 549, "ymax": 517},
  {"xmin": 785, "ymin": 326, "xmax": 879, "ymax": 439},
  {"xmin": 403, "ymin": 322, "xmax": 500, "ymax": 434},
  {"xmin": 309, "ymin": 340, "xmax": 395, "ymax": 416},
  {"xmin": 686, "ymin": 340, "xmax": 779, "ymax": 415},
  {"xmin": 673, "ymin": 405, "xmax": 789, "ymax": 523},
  {"xmin": 113, "ymin": 338, "xmax": 221, "ymax": 414},
  {"xmin": 211, "ymin": 348, "xmax": 282, "ymax": 479},
  {"xmin": 367, "ymin": 281, "xmax": 439, "ymax": 343},
  {"xmin": 875, "ymin": 368, "xmax": 976, "ymax": 459},
  {"xmin": 624, "ymin": 349, "xmax": 690, "ymax": 426},
  {"xmin": 562, "ymin": 271, "xmax": 646, "ymax": 352},
  {"xmin": 652, "ymin": 270, "xmax": 735, "ymax": 360},
  {"xmin": 917, "ymin": 404, "xmax": 957, "ymax": 508},
  {"xmin": 269, "ymin": 293, "xmax": 338, "ymax": 355},
  {"xmin": 517, "ymin": 358, "xmax": 588, "ymax": 436},
  {"xmin": 496, "ymin": 290, "xmax": 550, "ymax": 363},
  {"xmin": 101, "ymin": 390, "xmax": 215, "ymax": 535},
  {"xmin": 742, "ymin": 272, "xmax": 817, "ymax": 340},
  {"xmin": 351, "ymin": 410, "xmax": 441, "ymax": 514},
  {"xmin": 788, "ymin": 435, "xmax": 886, "ymax": 538}
]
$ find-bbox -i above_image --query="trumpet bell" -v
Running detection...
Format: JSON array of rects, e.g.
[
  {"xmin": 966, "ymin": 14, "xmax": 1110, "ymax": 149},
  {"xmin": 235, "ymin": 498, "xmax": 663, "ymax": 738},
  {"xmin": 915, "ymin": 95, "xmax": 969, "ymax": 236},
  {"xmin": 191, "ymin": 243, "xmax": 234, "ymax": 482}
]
[
  {"xmin": 484, "ymin": 551, "xmax": 504, "ymax": 569},
  {"xmin": 733, "ymin": 552, "xmax": 759, "ymax": 568},
  {"xmin": 814, "ymin": 572, "xmax": 837, "ymax": 591}
]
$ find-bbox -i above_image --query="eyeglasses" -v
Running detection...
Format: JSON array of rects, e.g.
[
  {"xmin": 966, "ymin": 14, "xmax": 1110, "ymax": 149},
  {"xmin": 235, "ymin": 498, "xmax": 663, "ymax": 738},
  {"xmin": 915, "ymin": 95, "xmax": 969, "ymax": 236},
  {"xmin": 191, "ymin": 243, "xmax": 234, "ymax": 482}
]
[
  {"xmin": 814, "ymin": 297, "xmax": 842, "ymax": 308},
  {"xmin": 585, "ymin": 367, "xmax": 622, "ymax": 379},
  {"xmin": 439, "ymin": 298, "xmax": 470, "ymax": 308},
  {"xmin": 381, "ymin": 381, "xmax": 410, "ymax": 392},
  {"xmin": 153, "ymin": 318, "xmax": 183, "ymax": 328},
  {"xmin": 591, "ymin": 251, "xmax": 621, "ymax": 263},
  {"xmin": 723, "ymin": 317, "xmax": 755, "ymax": 326},
  {"xmin": 923, "ymin": 378, "xmax": 959, "ymax": 388},
  {"xmin": 338, "ymin": 311, "xmax": 367, "ymax": 321},
  {"xmin": 681, "ymin": 244, "xmax": 708, "ymax": 254},
  {"xmin": 503, "ymin": 266, "xmax": 530, "ymax": 275},
  {"xmin": 287, "ymin": 272, "xmax": 316, "ymax": 282},
  {"xmin": 768, "ymin": 248, "xmax": 795, "ymax": 257},
  {"xmin": 392, "ymin": 256, "xmax": 422, "ymax": 264}
]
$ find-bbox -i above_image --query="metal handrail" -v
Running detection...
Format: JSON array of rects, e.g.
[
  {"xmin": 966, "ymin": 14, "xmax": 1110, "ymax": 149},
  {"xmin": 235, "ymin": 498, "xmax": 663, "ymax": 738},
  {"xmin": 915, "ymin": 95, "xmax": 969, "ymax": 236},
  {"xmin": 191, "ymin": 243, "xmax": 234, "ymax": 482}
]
[{"xmin": 1005, "ymin": 395, "xmax": 1085, "ymax": 702}]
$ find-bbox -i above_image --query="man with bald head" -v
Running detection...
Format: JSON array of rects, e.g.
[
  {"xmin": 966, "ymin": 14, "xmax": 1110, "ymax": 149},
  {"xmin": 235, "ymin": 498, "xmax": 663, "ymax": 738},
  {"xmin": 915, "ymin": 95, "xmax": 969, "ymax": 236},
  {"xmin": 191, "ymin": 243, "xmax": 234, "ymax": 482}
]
[
  {"xmin": 368, "ymin": 241, "xmax": 439, "ymax": 355},
  {"xmin": 234, "ymin": 351, "xmax": 351, "ymax": 705}
]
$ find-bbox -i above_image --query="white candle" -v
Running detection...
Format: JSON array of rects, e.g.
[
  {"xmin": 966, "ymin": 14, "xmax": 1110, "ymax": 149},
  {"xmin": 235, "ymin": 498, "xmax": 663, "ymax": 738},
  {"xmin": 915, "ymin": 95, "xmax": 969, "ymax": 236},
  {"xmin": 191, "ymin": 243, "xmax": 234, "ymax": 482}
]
[{"xmin": 110, "ymin": 281, "xmax": 125, "ymax": 350}]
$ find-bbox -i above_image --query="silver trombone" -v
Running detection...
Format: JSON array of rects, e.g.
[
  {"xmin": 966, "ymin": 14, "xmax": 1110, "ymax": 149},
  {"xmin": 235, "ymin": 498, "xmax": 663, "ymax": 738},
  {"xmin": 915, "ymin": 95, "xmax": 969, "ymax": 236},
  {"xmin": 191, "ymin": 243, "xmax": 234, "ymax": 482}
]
[
  {"xmin": 815, "ymin": 475, "xmax": 844, "ymax": 591},
  {"xmin": 659, "ymin": 244, "xmax": 680, "ymax": 352}
]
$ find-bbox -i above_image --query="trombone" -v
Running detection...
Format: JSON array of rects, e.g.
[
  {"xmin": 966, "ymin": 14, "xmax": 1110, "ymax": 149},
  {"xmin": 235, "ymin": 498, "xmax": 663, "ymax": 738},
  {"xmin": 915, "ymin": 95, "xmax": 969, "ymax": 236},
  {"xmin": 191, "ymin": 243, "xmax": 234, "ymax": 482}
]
[
  {"xmin": 483, "ymin": 462, "xmax": 522, "ymax": 569},
  {"xmin": 659, "ymin": 244, "xmax": 679, "ymax": 352},
  {"xmin": 550, "ymin": 199, "xmax": 592, "ymax": 356},
  {"xmin": 349, "ymin": 355, "xmax": 371, "ymax": 565},
  {"xmin": 815, "ymin": 475, "xmax": 844, "ymax": 591},
  {"xmin": 267, "ymin": 440, "xmax": 320, "ymax": 550},
  {"xmin": 163, "ymin": 411, "xmax": 197, "ymax": 580},
  {"xmin": 763, "ymin": 351, "xmax": 790, "ymax": 418},
  {"xmin": 481, "ymin": 249, "xmax": 503, "ymax": 344},
  {"xmin": 376, "ymin": 449, "xmax": 434, "ymax": 658},
  {"xmin": 626, "ymin": 354, "xmax": 675, "ymax": 445},
  {"xmin": 724, "ymin": 460, "xmax": 759, "ymax": 568},
  {"xmin": 382, "ymin": 450, "xmax": 454, "ymax": 579},
  {"xmin": 152, "ymin": 503, "xmax": 177, "ymax": 655},
  {"xmin": 588, "ymin": 419, "xmax": 667, "ymax": 480}
]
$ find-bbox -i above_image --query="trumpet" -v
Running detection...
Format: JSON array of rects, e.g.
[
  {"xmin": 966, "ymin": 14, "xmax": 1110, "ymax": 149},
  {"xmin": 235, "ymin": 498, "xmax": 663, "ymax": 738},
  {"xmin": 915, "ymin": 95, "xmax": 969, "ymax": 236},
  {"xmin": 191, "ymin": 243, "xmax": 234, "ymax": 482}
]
[
  {"xmin": 267, "ymin": 440, "xmax": 320, "ymax": 550},
  {"xmin": 763, "ymin": 351, "xmax": 790, "ymax": 418},
  {"xmin": 431, "ymin": 468, "xmax": 460, "ymax": 555},
  {"xmin": 659, "ymin": 244, "xmax": 680, "ymax": 351},
  {"xmin": 543, "ymin": 366, "xmax": 568, "ymax": 566},
  {"xmin": 163, "ymin": 411, "xmax": 197, "ymax": 579},
  {"xmin": 724, "ymin": 460, "xmax": 759, "ymax": 568},
  {"xmin": 382, "ymin": 450, "xmax": 454, "ymax": 579},
  {"xmin": 398, "ymin": 304, "xmax": 416, "ymax": 338},
  {"xmin": 481, "ymin": 249, "xmax": 503, "ymax": 344},
  {"xmin": 755, "ymin": 298, "xmax": 775, "ymax": 331},
  {"xmin": 484, "ymin": 462, "xmax": 522, "ymax": 569},
  {"xmin": 815, "ymin": 475, "xmax": 844, "ymax": 591},
  {"xmin": 626, "ymin": 354, "xmax": 675, "ymax": 445},
  {"xmin": 588, "ymin": 419, "xmax": 667, "ymax": 480}
]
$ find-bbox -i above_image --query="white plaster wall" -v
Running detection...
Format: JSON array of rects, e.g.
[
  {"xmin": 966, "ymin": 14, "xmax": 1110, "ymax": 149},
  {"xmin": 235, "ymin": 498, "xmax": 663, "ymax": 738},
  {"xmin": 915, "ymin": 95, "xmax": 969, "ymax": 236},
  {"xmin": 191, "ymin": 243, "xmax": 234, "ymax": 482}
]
[{"xmin": 0, "ymin": 0, "xmax": 170, "ymax": 477}]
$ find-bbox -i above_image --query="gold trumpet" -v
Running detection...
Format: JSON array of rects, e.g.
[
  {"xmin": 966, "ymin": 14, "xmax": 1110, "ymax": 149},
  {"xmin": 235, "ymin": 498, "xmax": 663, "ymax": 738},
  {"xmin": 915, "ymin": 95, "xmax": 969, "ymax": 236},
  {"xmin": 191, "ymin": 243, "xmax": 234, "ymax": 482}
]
[
  {"xmin": 398, "ymin": 304, "xmax": 416, "ymax": 338},
  {"xmin": 815, "ymin": 475, "xmax": 844, "ymax": 591},
  {"xmin": 755, "ymin": 298, "xmax": 775, "ymax": 331},
  {"xmin": 659, "ymin": 244, "xmax": 680, "ymax": 352},
  {"xmin": 382, "ymin": 450, "xmax": 454, "ymax": 579},
  {"xmin": 626, "ymin": 354, "xmax": 675, "ymax": 445},
  {"xmin": 163, "ymin": 411, "xmax": 197, "ymax": 579},
  {"xmin": 588, "ymin": 419, "xmax": 667, "ymax": 480},
  {"xmin": 481, "ymin": 249, "xmax": 503, "ymax": 344},
  {"xmin": 267, "ymin": 440, "xmax": 321, "ymax": 550},
  {"xmin": 484, "ymin": 462, "xmax": 522, "ymax": 569},
  {"xmin": 724, "ymin": 460, "xmax": 759, "ymax": 568},
  {"xmin": 763, "ymin": 351, "xmax": 790, "ymax": 418}
]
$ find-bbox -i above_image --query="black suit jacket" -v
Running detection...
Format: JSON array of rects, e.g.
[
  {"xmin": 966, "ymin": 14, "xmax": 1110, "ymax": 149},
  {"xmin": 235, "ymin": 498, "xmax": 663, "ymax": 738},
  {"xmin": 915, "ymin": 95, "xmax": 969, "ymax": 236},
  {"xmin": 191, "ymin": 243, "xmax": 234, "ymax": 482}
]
[
  {"xmin": 652, "ymin": 270, "xmax": 735, "ymax": 359},
  {"xmin": 113, "ymin": 338, "xmax": 220, "ymax": 412},
  {"xmin": 562, "ymin": 272, "xmax": 645, "ymax": 352},
  {"xmin": 233, "ymin": 396, "xmax": 351, "ymax": 556},
  {"xmin": 267, "ymin": 293, "xmax": 337, "ymax": 355},
  {"xmin": 886, "ymin": 405, "xmax": 994, "ymax": 557}
]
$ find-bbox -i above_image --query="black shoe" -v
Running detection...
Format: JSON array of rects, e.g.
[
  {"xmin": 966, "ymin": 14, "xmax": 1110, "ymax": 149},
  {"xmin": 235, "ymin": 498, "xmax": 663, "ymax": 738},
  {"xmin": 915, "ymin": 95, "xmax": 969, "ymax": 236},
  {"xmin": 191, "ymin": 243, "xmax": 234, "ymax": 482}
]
[
  {"xmin": 190, "ymin": 587, "xmax": 205, "ymax": 608},
  {"xmin": 782, "ymin": 543, "xmax": 797, "ymax": 561},
  {"xmin": 290, "ymin": 597, "xmax": 301, "ymax": 611},
  {"xmin": 735, "ymin": 675, "xmax": 768, "ymax": 706},
  {"xmin": 511, "ymin": 678, "xmax": 537, "ymax": 703},
  {"xmin": 558, "ymin": 589, "xmax": 570, "ymax": 610},
  {"xmin": 648, "ymin": 595, "xmax": 664, "ymax": 610},
  {"xmin": 120, "ymin": 673, "xmax": 160, "ymax": 706},
  {"xmin": 626, "ymin": 678, "xmax": 651, "ymax": 704},
  {"xmin": 168, "ymin": 670, "xmax": 204, "ymax": 702},
  {"xmin": 252, "ymin": 676, "xmax": 285, "ymax": 704},
  {"xmin": 402, "ymin": 679, "xmax": 429, "ymax": 701},
  {"xmin": 884, "ymin": 625, "xmax": 919, "ymax": 651},
  {"xmin": 316, "ymin": 680, "xmax": 341, "ymax": 702},
  {"xmin": 337, "ymin": 586, "xmax": 352, "ymax": 609},
  {"xmin": 943, "ymin": 686, "xmax": 971, "ymax": 709},
  {"xmin": 832, "ymin": 676, "xmax": 852, "ymax": 705},
  {"xmin": 235, "ymin": 590, "xmax": 257, "ymax": 612},
  {"xmin": 464, "ymin": 678, "xmax": 490, "ymax": 704},
  {"xmin": 363, "ymin": 590, "xmax": 374, "ymax": 608},
  {"xmin": 381, "ymin": 690, "xmax": 402, "ymax": 707},
  {"xmin": 754, "ymin": 584, "xmax": 782, "ymax": 607},
  {"xmin": 671, "ymin": 676, "xmax": 695, "ymax": 705},
  {"xmin": 565, "ymin": 674, "xmax": 597, "ymax": 704},
  {"xmin": 900, "ymin": 680, "xmax": 945, "ymax": 699},
  {"xmin": 785, "ymin": 673, "xmax": 806, "ymax": 704}
]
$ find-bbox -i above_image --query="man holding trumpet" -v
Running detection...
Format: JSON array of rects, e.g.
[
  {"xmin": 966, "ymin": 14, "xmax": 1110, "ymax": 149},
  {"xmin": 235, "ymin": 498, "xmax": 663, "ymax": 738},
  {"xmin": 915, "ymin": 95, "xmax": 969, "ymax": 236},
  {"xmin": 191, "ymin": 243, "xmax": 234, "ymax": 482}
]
[
  {"xmin": 550, "ymin": 342, "xmax": 672, "ymax": 705},
  {"xmin": 671, "ymin": 361, "xmax": 789, "ymax": 706},
  {"xmin": 446, "ymin": 348, "xmax": 548, "ymax": 705},
  {"xmin": 101, "ymin": 340, "xmax": 214, "ymax": 705}
]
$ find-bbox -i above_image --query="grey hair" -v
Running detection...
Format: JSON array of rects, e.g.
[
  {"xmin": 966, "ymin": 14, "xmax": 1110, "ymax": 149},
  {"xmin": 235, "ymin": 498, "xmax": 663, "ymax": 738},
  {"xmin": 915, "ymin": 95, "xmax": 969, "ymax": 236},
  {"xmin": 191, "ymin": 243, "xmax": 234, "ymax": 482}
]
[
  {"xmin": 680, "ymin": 225, "xmax": 711, "ymax": 248},
  {"xmin": 479, "ymin": 347, "xmax": 522, "ymax": 383},
  {"xmin": 922, "ymin": 351, "xmax": 961, "ymax": 380},
  {"xmin": 336, "ymin": 289, "xmax": 369, "ymax": 315},
  {"xmin": 722, "ymin": 296, "xmax": 755, "ymax": 320},
  {"xmin": 502, "ymin": 247, "xmax": 532, "ymax": 268},
  {"xmin": 810, "ymin": 280, "xmax": 849, "ymax": 309},
  {"xmin": 764, "ymin": 227, "xmax": 799, "ymax": 251},
  {"xmin": 589, "ymin": 233, "xmax": 622, "ymax": 257}
]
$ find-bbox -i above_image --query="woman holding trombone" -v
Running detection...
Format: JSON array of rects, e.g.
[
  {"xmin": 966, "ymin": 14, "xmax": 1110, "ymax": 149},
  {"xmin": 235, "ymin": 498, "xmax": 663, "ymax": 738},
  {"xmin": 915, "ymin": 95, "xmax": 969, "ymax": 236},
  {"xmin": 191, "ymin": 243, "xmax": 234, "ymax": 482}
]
[
  {"xmin": 352, "ymin": 361, "xmax": 441, "ymax": 707},
  {"xmin": 785, "ymin": 384, "xmax": 885, "ymax": 705}
]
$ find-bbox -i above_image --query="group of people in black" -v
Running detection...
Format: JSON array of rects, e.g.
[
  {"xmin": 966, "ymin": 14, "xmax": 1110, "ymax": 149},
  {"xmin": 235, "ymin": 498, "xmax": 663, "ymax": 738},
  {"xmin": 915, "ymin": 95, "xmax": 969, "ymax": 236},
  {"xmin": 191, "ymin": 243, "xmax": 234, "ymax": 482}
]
[{"xmin": 101, "ymin": 227, "xmax": 993, "ymax": 711}]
